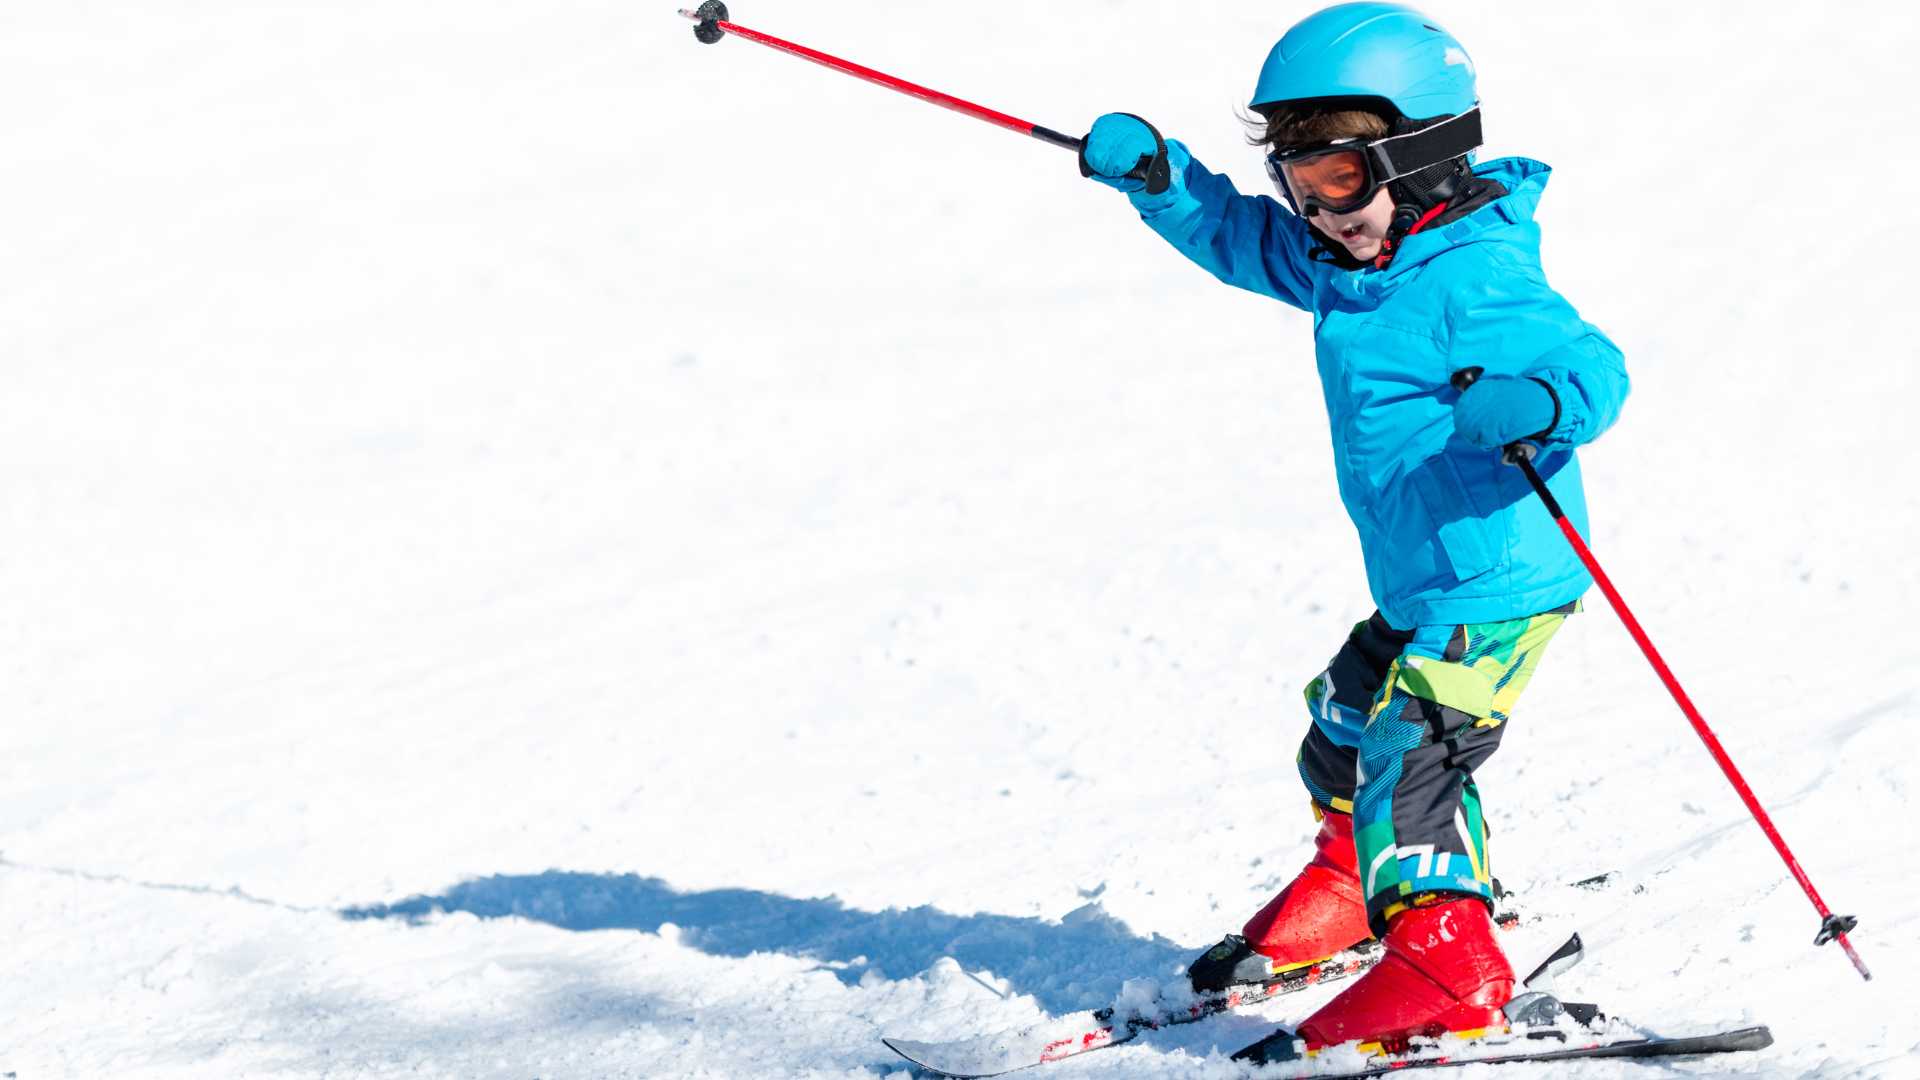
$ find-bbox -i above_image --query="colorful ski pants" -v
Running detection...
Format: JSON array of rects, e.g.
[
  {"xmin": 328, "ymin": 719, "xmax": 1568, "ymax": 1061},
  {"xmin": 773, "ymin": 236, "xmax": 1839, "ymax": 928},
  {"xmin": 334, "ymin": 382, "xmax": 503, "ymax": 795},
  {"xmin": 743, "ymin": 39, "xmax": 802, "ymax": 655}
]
[{"xmin": 1297, "ymin": 603, "xmax": 1576, "ymax": 934}]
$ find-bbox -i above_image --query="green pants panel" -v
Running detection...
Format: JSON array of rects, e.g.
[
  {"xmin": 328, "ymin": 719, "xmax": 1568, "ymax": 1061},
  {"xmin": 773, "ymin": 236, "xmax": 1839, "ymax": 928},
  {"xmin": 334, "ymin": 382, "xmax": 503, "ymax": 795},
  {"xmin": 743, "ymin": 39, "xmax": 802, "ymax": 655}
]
[{"xmin": 1303, "ymin": 604, "xmax": 1574, "ymax": 935}]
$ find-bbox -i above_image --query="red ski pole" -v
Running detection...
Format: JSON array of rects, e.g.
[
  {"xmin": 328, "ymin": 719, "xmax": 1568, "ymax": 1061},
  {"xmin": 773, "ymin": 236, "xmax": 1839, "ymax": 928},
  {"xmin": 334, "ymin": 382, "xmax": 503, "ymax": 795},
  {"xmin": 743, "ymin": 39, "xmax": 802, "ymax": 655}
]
[
  {"xmin": 677, "ymin": 2, "xmax": 1087, "ymax": 153},
  {"xmin": 1450, "ymin": 369, "xmax": 1869, "ymax": 981}
]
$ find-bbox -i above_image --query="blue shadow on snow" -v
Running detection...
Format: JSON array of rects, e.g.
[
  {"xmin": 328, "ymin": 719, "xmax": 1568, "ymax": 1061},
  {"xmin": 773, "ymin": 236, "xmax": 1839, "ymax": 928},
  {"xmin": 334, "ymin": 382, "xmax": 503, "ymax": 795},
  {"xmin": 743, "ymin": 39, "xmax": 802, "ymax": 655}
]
[{"xmin": 341, "ymin": 871, "xmax": 1192, "ymax": 1013}]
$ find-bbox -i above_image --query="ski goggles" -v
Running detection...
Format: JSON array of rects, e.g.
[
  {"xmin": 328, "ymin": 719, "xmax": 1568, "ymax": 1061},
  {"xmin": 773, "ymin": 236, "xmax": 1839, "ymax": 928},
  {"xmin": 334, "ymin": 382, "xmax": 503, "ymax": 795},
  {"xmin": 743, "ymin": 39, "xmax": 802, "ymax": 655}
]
[{"xmin": 1264, "ymin": 108, "xmax": 1483, "ymax": 216}]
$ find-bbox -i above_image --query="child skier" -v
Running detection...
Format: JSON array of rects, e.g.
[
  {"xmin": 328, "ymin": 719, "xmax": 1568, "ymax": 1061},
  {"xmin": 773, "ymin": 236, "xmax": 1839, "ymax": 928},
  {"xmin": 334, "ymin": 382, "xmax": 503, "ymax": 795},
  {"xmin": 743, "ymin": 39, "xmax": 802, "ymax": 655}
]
[{"xmin": 1077, "ymin": 2, "xmax": 1628, "ymax": 1049}]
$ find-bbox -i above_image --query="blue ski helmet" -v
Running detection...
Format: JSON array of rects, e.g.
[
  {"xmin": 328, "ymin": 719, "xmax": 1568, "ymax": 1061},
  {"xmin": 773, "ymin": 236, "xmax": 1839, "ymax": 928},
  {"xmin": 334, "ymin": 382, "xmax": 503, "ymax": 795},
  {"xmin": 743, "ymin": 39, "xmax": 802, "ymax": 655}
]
[{"xmin": 1250, "ymin": 2, "xmax": 1477, "ymax": 121}]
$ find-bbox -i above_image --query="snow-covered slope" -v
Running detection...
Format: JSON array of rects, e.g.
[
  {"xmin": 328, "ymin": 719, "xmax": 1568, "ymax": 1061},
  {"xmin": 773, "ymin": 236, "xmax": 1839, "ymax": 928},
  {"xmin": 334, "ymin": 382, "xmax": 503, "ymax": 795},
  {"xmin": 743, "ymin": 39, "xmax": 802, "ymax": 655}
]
[{"xmin": 3, "ymin": 1, "xmax": 1917, "ymax": 1076}]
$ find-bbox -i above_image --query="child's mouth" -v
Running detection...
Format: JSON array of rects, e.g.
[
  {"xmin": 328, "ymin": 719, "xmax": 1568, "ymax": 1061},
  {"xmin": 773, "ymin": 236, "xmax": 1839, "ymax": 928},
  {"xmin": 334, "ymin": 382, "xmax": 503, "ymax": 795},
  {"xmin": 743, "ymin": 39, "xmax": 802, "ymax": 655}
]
[{"xmin": 1338, "ymin": 223, "xmax": 1366, "ymax": 242}]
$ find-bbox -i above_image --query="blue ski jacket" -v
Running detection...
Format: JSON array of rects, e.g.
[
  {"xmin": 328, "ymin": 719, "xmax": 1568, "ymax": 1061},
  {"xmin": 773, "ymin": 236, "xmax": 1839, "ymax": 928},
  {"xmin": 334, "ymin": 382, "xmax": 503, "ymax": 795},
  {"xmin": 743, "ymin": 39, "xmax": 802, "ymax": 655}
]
[{"xmin": 1126, "ymin": 150, "xmax": 1628, "ymax": 629}]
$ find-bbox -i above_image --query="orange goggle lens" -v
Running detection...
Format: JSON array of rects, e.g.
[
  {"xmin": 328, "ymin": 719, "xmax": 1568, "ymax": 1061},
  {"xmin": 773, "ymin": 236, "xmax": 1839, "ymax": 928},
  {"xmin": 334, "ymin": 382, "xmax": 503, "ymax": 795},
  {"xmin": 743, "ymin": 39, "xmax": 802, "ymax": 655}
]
[
  {"xmin": 1281, "ymin": 149, "xmax": 1371, "ymax": 205},
  {"xmin": 1267, "ymin": 147, "xmax": 1383, "ymax": 214}
]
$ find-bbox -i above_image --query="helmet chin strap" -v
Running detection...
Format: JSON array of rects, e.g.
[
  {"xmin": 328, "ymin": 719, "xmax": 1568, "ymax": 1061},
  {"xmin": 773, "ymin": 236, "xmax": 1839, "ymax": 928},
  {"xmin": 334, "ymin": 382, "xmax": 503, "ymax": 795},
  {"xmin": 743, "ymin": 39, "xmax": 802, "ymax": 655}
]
[{"xmin": 1375, "ymin": 158, "xmax": 1469, "ymax": 269}]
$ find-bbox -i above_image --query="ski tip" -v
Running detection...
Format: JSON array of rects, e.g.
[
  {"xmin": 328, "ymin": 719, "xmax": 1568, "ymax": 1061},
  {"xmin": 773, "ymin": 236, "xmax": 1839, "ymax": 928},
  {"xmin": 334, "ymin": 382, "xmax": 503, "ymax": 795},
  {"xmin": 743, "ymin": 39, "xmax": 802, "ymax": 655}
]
[{"xmin": 1520, "ymin": 931, "xmax": 1584, "ymax": 992}]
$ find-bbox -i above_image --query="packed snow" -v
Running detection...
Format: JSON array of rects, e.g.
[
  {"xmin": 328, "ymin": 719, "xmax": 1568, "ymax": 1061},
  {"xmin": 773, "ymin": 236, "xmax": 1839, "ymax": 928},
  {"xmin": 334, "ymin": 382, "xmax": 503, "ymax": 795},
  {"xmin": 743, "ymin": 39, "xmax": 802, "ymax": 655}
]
[{"xmin": 4, "ymin": 1, "xmax": 1918, "ymax": 1077}]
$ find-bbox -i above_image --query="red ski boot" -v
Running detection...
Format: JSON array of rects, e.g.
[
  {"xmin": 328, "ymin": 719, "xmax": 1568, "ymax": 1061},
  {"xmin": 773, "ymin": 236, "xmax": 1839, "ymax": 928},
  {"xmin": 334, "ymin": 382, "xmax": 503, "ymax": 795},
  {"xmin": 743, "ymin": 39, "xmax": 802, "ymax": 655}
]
[
  {"xmin": 1242, "ymin": 809, "xmax": 1373, "ymax": 965},
  {"xmin": 1294, "ymin": 894, "xmax": 1514, "ymax": 1049},
  {"xmin": 1189, "ymin": 811, "xmax": 1372, "ymax": 992}
]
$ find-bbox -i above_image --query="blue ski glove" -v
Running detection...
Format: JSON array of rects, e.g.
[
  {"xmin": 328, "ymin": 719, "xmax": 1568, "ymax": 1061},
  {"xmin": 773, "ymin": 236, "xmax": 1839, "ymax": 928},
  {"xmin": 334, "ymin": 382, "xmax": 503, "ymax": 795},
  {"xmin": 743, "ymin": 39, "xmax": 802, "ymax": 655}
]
[
  {"xmin": 1079, "ymin": 113, "xmax": 1172, "ymax": 195},
  {"xmin": 1453, "ymin": 375, "xmax": 1560, "ymax": 449}
]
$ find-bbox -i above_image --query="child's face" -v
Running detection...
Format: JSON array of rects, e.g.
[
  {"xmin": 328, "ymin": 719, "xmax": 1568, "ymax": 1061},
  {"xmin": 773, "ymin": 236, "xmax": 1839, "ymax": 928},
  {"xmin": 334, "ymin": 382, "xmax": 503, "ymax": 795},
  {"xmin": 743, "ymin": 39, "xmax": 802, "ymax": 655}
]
[{"xmin": 1312, "ymin": 187, "xmax": 1397, "ymax": 262}]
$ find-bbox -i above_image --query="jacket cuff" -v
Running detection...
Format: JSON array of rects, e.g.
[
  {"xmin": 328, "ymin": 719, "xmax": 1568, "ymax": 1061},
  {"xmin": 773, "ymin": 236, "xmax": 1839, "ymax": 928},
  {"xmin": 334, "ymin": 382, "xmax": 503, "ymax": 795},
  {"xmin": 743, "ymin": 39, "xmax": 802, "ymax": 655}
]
[
  {"xmin": 1128, "ymin": 140, "xmax": 1193, "ymax": 215},
  {"xmin": 1526, "ymin": 376, "xmax": 1562, "ymax": 441}
]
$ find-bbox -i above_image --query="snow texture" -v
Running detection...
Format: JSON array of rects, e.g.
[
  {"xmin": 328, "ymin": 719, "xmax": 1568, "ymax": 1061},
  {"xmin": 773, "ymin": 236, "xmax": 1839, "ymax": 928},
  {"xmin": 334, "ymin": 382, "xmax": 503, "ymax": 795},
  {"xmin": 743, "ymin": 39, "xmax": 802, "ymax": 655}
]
[{"xmin": 3, "ymin": 1, "xmax": 1918, "ymax": 1077}]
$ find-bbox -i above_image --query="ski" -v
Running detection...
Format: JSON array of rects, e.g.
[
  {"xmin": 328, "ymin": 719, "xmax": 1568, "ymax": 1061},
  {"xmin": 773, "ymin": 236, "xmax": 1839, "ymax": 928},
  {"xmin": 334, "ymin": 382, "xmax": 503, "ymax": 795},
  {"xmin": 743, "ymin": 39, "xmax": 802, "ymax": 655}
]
[
  {"xmin": 1229, "ymin": 1021, "xmax": 1773, "ymax": 1077},
  {"xmin": 879, "ymin": 927, "xmax": 1772, "ymax": 1079},
  {"xmin": 1229, "ymin": 935, "xmax": 1772, "ymax": 1076},
  {"xmin": 881, "ymin": 906, "xmax": 1529, "ymax": 1078},
  {"xmin": 881, "ymin": 942, "xmax": 1384, "ymax": 1078}
]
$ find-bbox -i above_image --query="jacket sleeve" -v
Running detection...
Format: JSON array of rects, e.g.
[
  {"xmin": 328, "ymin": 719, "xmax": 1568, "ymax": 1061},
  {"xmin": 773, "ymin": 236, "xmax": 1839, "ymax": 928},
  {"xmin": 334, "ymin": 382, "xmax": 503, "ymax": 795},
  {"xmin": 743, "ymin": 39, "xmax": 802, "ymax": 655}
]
[
  {"xmin": 1445, "ymin": 252, "xmax": 1629, "ymax": 448},
  {"xmin": 1124, "ymin": 141, "xmax": 1319, "ymax": 311}
]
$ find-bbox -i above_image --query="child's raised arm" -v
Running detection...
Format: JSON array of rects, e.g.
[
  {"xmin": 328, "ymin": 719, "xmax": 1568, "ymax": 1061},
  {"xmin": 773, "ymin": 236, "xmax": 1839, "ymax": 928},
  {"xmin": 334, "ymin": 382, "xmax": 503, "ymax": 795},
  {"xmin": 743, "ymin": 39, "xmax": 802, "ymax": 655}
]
[{"xmin": 1081, "ymin": 113, "xmax": 1319, "ymax": 312}]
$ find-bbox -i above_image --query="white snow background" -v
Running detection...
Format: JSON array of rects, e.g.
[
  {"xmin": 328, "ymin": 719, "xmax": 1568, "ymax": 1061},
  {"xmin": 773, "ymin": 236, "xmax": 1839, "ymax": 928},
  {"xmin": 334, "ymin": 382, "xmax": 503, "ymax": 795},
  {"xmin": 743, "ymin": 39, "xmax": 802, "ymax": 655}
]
[{"xmin": 4, "ymin": 1, "xmax": 1919, "ymax": 1077}]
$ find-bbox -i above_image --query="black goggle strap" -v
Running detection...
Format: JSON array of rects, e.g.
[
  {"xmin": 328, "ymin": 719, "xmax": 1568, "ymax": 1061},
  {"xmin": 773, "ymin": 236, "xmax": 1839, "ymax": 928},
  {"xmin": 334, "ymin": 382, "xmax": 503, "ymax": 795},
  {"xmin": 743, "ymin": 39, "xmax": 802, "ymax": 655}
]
[{"xmin": 1367, "ymin": 108, "xmax": 1483, "ymax": 183}]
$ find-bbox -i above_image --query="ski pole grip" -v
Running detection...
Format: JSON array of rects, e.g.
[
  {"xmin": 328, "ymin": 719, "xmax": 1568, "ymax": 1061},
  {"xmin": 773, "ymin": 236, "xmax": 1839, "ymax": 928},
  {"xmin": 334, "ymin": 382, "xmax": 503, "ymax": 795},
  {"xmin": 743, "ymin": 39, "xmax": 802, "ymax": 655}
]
[
  {"xmin": 1449, "ymin": 367, "xmax": 1537, "ymax": 466},
  {"xmin": 1078, "ymin": 114, "xmax": 1172, "ymax": 195}
]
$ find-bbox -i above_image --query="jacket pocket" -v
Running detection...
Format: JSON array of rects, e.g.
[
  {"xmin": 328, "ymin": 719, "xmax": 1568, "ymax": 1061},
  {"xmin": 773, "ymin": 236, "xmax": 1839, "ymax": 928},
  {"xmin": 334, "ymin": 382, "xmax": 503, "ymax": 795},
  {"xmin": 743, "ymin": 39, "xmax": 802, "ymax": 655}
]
[{"xmin": 1410, "ymin": 459, "xmax": 1502, "ymax": 583}]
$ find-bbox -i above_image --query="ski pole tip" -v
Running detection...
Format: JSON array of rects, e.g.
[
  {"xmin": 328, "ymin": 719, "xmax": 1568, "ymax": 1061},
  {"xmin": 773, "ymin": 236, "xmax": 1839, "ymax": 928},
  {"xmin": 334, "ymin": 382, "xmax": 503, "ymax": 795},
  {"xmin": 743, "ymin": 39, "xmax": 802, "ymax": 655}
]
[
  {"xmin": 1840, "ymin": 937, "xmax": 1872, "ymax": 982},
  {"xmin": 1814, "ymin": 915, "xmax": 1871, "ymax": 981}
]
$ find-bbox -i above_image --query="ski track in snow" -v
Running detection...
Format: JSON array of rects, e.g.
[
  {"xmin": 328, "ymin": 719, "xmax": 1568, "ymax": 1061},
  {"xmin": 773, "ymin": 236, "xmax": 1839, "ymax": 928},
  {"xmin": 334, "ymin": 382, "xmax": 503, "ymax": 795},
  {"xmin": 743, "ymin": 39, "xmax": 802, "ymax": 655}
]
[{"xmin": 4, "ymin": 1, "xmax": 1919, "ymax": 1077}]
